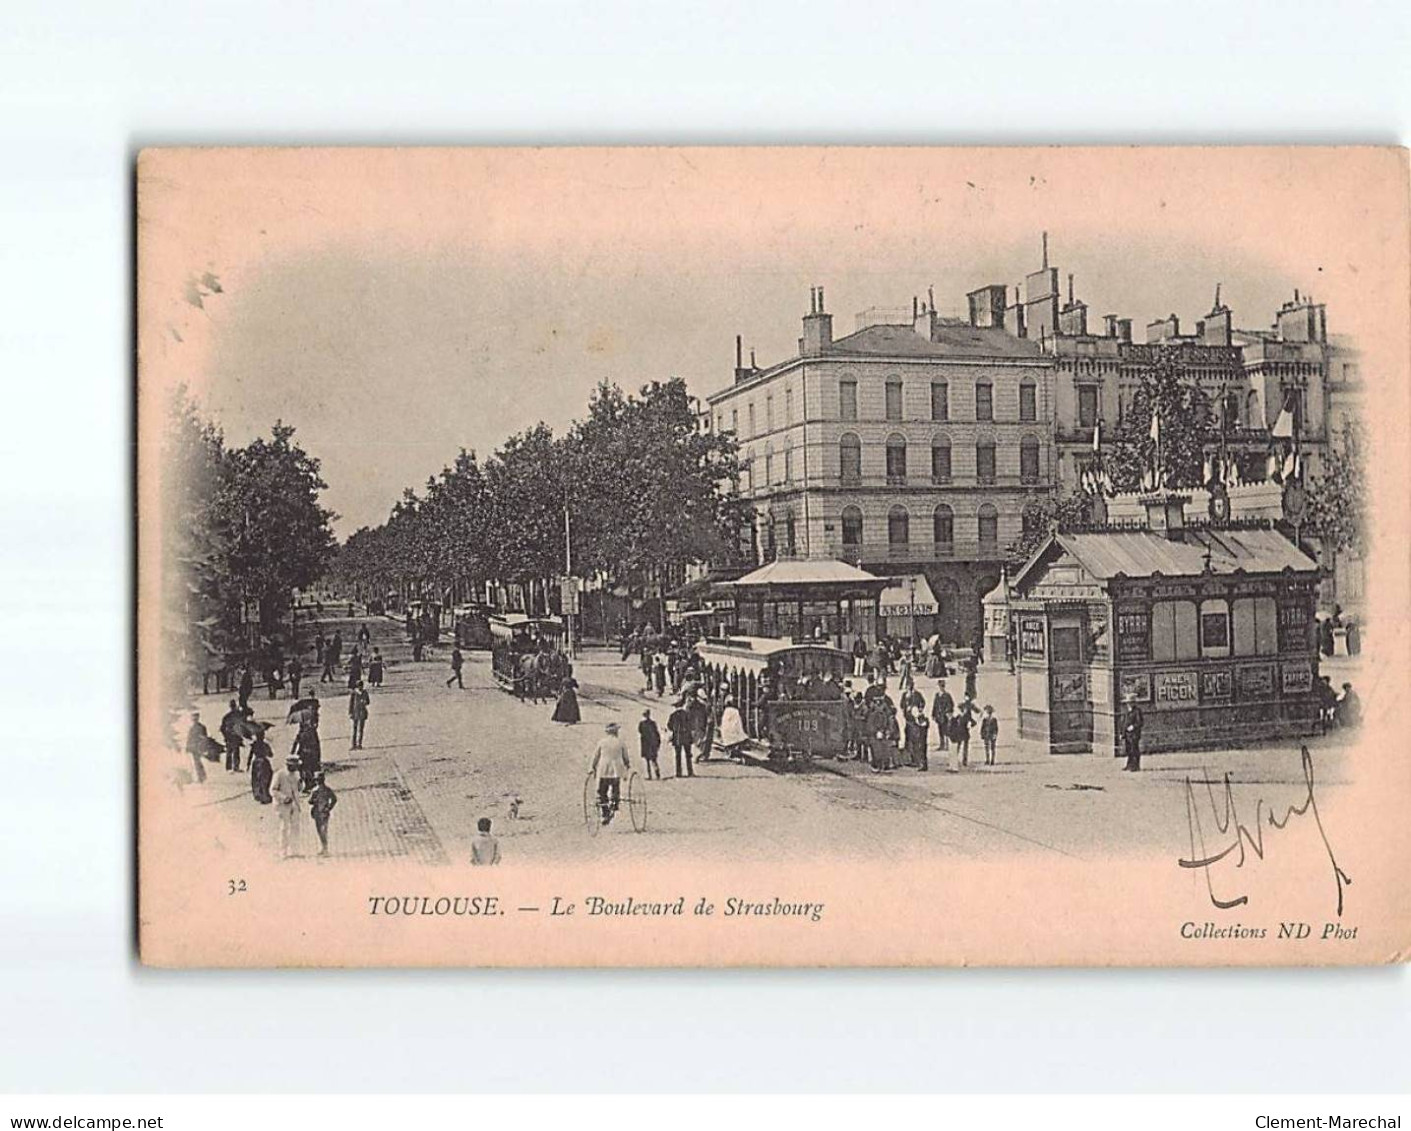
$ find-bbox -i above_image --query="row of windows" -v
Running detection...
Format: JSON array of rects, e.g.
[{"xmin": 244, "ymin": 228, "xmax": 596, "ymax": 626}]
[
  {"xmin": 838, "ymin": 378, "xmax": 1040, "ymax": 424},
  {"xmin": 840, "ymin": 503, "xmax": 1002, "ymax": 548},
  {"xmin": 722, "ymin": 386, "xmax": 798, "ymax": 440},
  {"xmin": 1146, "ymin": 597, "xmax": 1280, "ymax": 661},
  {"xmin": 841, "ymin": 433, "xmax": 1042, "ymax": 485}
]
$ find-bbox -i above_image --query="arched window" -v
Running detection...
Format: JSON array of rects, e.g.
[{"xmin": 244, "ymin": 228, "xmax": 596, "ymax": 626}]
[
  {"xmin": 1247, "ymin": 390, "xmax": 1261, "ymax": 430},
  {"xmin": 933, "ymin": 504, "xmax": 954, "ymax": 552},
  {"xmin": 976, "ymin": 438, "xmax": 997, "ymax": 484},
  {"xmin": 764, "ymin": 442, "xmax": 774, "ymax": 487},
  {"xmin": 885, "ymin": 433, "xmax": 908, "ymax": 483},
  {"xmin": 977, "ymin": 503, "xmax": 999, "ymax": 549},
  {"xmin": 931, "ymin": 434, "xmax": 952, "ymax": 482},
  {"xmin": 888, "ymin": 505, "xmax": 910, "ymax": 550},
  {"xmin": 1223, "ymin": 391, "xmax": 1241, "ymax": 430},
  {"xmin": 784, "ymin": 511, "xmax": 797, "ymax": 558},
  {"xmin": 1020, "ymin": 434, "xmax": 1041, "ymax": 484},
  {"xmin": 839, "ymin": 433, "xmax": 861, "ymax": 484},
  {"xmin": 841, "ymin": 505, "xmax": 863, "ymax": 548}
]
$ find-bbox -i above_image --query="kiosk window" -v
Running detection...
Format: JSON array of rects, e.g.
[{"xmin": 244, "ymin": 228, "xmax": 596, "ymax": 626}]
[
  {"xmin": 1050, "ymin": 625, "xmax": 1082, "ymax": 663},
  {"xmin": 1233, "ymin": 596, "xmax": 1278, "ymax": 656},
  {"xmin": 1152, "ymin": 600, "xmax": 1199, "ymax": 662},
  {"xmin": 1200, "ymin": 599, "xmax": 1230, "ymax": 657}
]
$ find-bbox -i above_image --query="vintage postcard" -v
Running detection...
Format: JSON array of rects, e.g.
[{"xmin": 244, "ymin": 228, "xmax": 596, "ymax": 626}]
[{"xmin": 136, "ymin": 147, "xmax": 1411, "ymax": 966}]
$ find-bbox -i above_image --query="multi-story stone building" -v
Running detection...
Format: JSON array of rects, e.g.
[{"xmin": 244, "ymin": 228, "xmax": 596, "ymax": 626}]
[
  {"xmin": 706, "ymin": 248, "xmax": 1363, "ymax": 645},
  {"xmin": 705, "ymin": 286, "xmax": 1053, "ymax": 644}
]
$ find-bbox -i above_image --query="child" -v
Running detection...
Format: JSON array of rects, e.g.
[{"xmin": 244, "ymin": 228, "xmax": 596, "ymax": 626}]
[
  {"xmin": 980, "ymin": 704, "xmax": 999, "ymax": 766},
  {"xmin": 472, "ymin": 817, "xmax": 501, "ymax": 865}
]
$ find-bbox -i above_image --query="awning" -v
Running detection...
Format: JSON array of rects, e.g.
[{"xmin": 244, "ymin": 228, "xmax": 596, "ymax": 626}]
[{"xmin": 879, "ymin": 574, "xmax": 938, "ymax": 617}]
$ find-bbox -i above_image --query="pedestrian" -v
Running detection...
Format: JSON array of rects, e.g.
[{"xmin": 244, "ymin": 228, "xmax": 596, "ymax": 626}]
[
  {"xmin": 652, "ymin": 651, "xmax": 668, "ymax": 697},
  {"xmin": 249, "ymin": 731, "xmax": 274, "ymax": 803},
  {"xmin": 1346, "ymin": 618, "xmax": 1361, "ymax": 656},
  {"xmin": 266, "ymin": 658, "xmax": 284, "ymax": 700},
  {"xmin": 292, "ymin": 712, "xmax": 322, "ymax": 793},
  {"xmin": 446, "ymin": 645, "xmax": 464, "ymax": 689},
  {"xmin": 552, "ymin": 667, "xmax": 581, "ymax": 724},
  {"xmin": 1122, "ymin": 699, "xmax": 1145, "ymax": 772},
  {"xmin": 346, "ymin": 647, "xmax": 363, "ymax": 690},
  {"xmin": 931, "ymin": 680, "xmax": 953, "ymax": 755},
  {"xmin": 980, "ymin": 704, "xmax": 999, "ymax": 766},
  {"xmin": 183, "ymin": 711, "xmax": 211, "ymax": 784},
  {"xmin": 868, "ymin": 695, "xmax": 899, "ymax": 773},
  {"xmin": 1335, "ymin": 682, "xmax": 1362, "ymax": 728},
  {"xmin": 272, "ymin": 755, "xmax": 302, "ymax": 858},
  {"xmin": 348, "ymin": 680, "xmax": 370, "ymax": 749},
  {"xmin": 639, "ymin": 709, "xmax": 662, "ymax": 780},
  {"xmin": 1316, "ymin": 675, "xmax": 1338, "ymax": 734},
  {"xmin": 952, "ymin": 695, "xmax": 976, "ymax": 767},
  {"xmin": 689, "ymin": 690, "xmax": 713, "ymax": 765},
  {"xmin": 367, "ymin": 648, "xmax": 384, "ymax": 688},
  {"xmin": 1319, "ymin": 617, "xmax": 1335, "ymax": 658},
  {"xmin": 904, "ymin": 707, "xmax": 929, "ymax": 771},
  {"xmin": 588, "ymin": 722, "xmax": 630, "ymax": 826},
  {"xmin": 314, "ymin": 632, "xmax": 326, "ymax": 669},
  {"xmin": 963, "ymin": 656, "xmax": 977, "ymax": 703},
  {"xmin": 471, "ymin": 817, "xmax": 501, "ymax": 865},
  {"xmin": 667, "ymin": 700, "xmax": 694, "ymax": 778},
  {"xmin": 308, "ymin": 773, "xmax": 338, "ymax": 857},
  {"xmin": 219, "ymin": 698, "xmax": 246, "ymax": 773},
  {"xmin": 329, "ymin": 631, "xmax": 343, "ymax": 675},
  {"xmin": 639, "ymin": 645, "xmax": 654, "ymax": 694},
  {"xmin": 237, "ymin": 664, "xmax": 254, "ymax": 710},
  {"xmin": 357, "ymin": 624, "xmax": 371, "ymax": 652},
  {"xmin": 287, "ymin": 654, "xmax": 303, "ymax": 700}
]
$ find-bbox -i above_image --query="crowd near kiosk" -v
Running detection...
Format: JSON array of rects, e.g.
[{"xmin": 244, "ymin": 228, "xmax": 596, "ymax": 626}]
[{"xmin": 1009, "ymin": 493, "xmax": 1322, "ymax": 755}]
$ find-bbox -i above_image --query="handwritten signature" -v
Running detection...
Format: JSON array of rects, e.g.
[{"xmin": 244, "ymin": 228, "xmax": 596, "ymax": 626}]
[{"xmin": 1179, "ymin": 745, "xmax": 1351, "ymax": 916}]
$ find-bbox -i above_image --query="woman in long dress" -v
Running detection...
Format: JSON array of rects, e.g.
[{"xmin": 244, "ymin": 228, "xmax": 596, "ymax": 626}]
[
  {"xmin": 716, "ymin": 698, "xmax": 749, "ymax": 761},
  {"xmin": 551, "ymin": 666, "xmax": 581, "ymax": 724}
]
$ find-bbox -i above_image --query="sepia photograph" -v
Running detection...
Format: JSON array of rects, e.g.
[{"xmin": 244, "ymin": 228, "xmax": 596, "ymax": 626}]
[{"xmin": 135, "ymin": 146, "xmax": 1410, "ymax": 967}]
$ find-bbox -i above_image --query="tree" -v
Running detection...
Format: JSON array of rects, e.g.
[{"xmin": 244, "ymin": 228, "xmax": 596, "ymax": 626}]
[
  {"xmin": 216, "ymin": 421, "xmax": 337, "ymax": 636},
  {"xmin": 1306, "ymin": 420, "xmax": 1367, "ymax": 556},
  {"xmin": 160, "ymin": 387, "xmax": 232, "ymax": 707},
  {"xmin": 1104, "ymin": 356, "xmax": 1216, "ymax": 491},
  {"xmin": 1005, "ymin": 488, "xmax": 1096, "ymax": 566}
]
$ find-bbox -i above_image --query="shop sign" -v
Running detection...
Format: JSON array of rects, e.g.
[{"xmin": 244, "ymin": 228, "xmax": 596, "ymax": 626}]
[
  {"xmin": 1237, "ymin": 663, "xmax": 1275, "ymax": 700},
  {"xmin": 1200, "ymin": 669, "xmax": 1233, "ymax": 702},
  {"xmin": 1019, "ymin": 616, "xmax": 1046, "ymax": 658},
  {"xmin": 1116, "ymin": 607, "xmax": 1149, "ymax": 663},
  {"xmin": 1281, "ymin": 660, "xmax": 1314, "ymax": 696},
  {"xmin": 1153, "ymin": 671, "xmax": 1199, "ymax": 708},
  {"xmin": 1118, "ymin": 672, "xmax": 1151, "ymax": 704}
]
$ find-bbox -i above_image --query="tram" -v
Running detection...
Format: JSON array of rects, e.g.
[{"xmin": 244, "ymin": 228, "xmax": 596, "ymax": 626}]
[
  {"xmin": 694, "ymin": 636, "xmax": 852, "ymax": 764},
  {"xmin": 489, "ymin": 613, "xmax": 569, "ymax": 698}
]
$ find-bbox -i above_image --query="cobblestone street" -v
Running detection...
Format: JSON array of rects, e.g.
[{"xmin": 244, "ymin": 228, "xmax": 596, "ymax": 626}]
[{"xmin": 163, "ymin": 611, "xmax": 1367, "ymax": 874}]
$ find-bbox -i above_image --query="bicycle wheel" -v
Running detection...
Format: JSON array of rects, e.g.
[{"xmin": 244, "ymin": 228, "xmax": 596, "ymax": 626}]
[
  {"xmin": 626, "ymin": 770, "xmax": 647, "ymax": 833},
  {"xmin": 583, "ymin": 773, "xmax": 597, "ymax": 833}
]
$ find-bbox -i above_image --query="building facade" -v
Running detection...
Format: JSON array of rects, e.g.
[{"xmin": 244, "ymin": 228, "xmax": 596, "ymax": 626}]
[
  {"xmin": 706, "ymin": 287, "xmax": 1054, "ymax": 644},
  {"xmin": 705, "ymin": 249, "xmax": 1364, "ymax": 645}
]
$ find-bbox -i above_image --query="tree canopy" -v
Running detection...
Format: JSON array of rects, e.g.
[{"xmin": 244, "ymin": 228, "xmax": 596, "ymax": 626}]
[{"xmin": 1104, "ymin": 357, "xmax": 1216, "ymax": 491}]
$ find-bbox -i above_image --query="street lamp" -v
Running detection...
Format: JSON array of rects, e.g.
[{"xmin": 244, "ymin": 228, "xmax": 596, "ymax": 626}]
[{"xmin": 907, "ymin": 575, "xmax": 917, "ymax": 651}]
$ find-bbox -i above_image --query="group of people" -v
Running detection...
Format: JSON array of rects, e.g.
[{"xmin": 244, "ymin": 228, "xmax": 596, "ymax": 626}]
[
  {"xmin": 838, "ymin": 675, "xmax": 998, "ymax": 774},
  {"xmin": 1315, "ymin": 676, "xmax": 1361, "ymax": 733},
  {"xmin": 1318, "ymin": 607, "xmax": 1362, "ymax": 659},
  {"xmin": 316, "ymin": 628, "xmax": 385, "ymax": 691}
]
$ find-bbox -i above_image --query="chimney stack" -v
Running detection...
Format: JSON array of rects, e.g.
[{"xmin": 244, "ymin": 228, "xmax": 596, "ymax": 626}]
[{"xmin": 802, "ymin": 285, "xmax": 833, "ymax": 357}]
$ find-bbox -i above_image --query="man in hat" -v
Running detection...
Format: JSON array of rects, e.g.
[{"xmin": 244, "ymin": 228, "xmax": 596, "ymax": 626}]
[
  {"xmin": 638, "ymin": 709, "xmax": 662, "ymax": 780},
  {"xmin": 183, "ymin": 710, "xmax": 210, "ymax": 783},
  {"xmin": 588, "ymin": 722, "xmax": 631, "ymax": 825},
  {"xmin": 286, "ymin": 653, "xmax": 303, "ymax": 700},
  {"xmin": 667, "ymin": 699, "xmax": 694, "ymax": 779},
  {"xmin": 271, "ymin": 755, "xmax": 303, "ymax": 858},
  {"xmin": 308, "ymin": 772, "xmax": 338, "ymax": 856},
  {"xmin": 292, "ymin": 703, "xmax": 323, "ymax": 792},
  {"xmin": 1122, "ymin": 697, "xmax": 1145, "ymax": 772},
  {"xmin": 219, "ymin": 698, "xmax": 246, "ymax": 773},
  {"xmin": 348, "ymin": 679, "xmax": 370, "ymax": 749}
]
